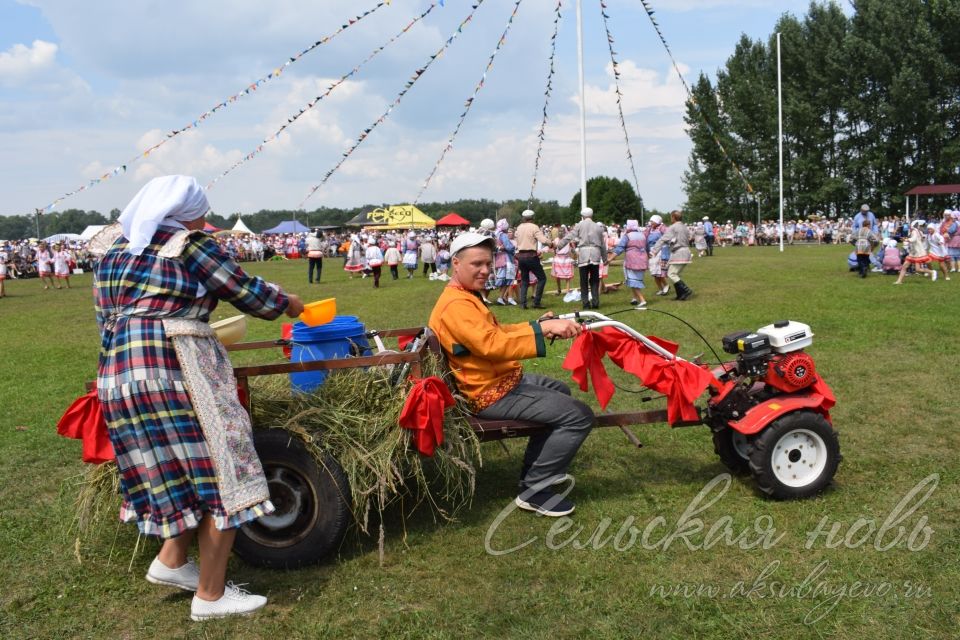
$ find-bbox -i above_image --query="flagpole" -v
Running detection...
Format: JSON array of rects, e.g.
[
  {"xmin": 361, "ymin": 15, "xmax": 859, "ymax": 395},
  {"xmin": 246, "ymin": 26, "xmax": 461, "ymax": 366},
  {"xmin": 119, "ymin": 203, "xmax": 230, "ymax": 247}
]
[
  {"xmin": 576, "ymin": 0, "xmax": 587, "ymax": 212},
  {"xmin": 777, "ymin": 32, "xmax": 784, "ymax": 252}
]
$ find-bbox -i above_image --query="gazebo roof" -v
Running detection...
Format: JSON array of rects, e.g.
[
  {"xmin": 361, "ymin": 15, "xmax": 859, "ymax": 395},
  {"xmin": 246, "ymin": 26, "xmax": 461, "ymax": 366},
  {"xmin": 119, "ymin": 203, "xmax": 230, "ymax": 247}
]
[{"xmin": 904, "ymin": 184, "xmax": 960, "ymax": 196}]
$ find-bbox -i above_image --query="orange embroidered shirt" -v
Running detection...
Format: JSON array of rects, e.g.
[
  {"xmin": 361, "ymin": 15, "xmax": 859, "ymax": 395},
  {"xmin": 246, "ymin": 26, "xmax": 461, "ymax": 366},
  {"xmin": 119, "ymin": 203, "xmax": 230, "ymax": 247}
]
[{"xmin": 428, "ymin": 285, "xmax": 546, "ymax": 412}]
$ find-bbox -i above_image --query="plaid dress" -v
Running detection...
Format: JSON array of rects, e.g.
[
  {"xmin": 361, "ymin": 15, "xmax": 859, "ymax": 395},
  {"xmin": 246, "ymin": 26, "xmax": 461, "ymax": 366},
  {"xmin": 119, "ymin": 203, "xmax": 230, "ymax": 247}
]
[{"xmin": 94, "ymin": 225, "xmax": 289, "ymax": 538}]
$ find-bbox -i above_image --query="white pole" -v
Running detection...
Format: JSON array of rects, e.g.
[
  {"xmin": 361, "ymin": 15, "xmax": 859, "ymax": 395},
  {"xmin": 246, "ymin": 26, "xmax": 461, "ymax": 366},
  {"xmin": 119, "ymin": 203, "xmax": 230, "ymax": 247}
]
[
  {"xmin": 777, "ymin": 32, "xmax": 784, "ymax": 252},
  {"xmin": 576, "ymin": 0, "xmax": 588, "ymax": 212},
  {"xmin": 906, "ymin": 195, "xmax": 910, "ymax": 222}
]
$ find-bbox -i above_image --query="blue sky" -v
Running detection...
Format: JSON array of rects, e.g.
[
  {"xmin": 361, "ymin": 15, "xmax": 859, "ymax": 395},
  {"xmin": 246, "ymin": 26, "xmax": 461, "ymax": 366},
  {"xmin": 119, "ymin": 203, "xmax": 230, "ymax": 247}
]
[{"xmin": 0, "ymin": 0, "xmax": 848, "ymax": 217}]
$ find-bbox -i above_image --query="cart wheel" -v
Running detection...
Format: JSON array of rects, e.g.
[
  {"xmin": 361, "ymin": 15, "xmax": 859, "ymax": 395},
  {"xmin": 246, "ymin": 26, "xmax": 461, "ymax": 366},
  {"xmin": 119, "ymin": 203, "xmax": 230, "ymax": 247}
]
[
  {"xmin": 711, "ymin": 426, "xmax": 752, "ymax": 474},
  {"xmin": 234, "ymin": 429, "xmax": 352, "ymax": 569},
  {"xmin": 748, "ymin": 411, "xmax": 841, "ymax": 499}
]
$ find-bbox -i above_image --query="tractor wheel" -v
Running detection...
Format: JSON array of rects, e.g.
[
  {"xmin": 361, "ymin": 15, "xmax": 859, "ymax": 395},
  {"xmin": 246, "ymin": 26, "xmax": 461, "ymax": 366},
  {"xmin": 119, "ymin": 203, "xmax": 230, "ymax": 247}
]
[
  {"xmin": 711, "ymin": 426, "xmax": 752, "ymax": 474},
  {"xmin": 234, "ymin": 429, "xmax": 352, "ymax": 569},
  {"xmin": 748, "ymin": 411, "xmax": 841, "ymax": 499}
]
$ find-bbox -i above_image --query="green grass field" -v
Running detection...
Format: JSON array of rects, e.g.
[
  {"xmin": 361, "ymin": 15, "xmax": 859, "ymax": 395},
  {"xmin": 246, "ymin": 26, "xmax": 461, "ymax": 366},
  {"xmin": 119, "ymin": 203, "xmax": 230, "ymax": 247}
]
[{"xmin": 1, "ymin": 244, "xmax": 958, "ymax": 639}]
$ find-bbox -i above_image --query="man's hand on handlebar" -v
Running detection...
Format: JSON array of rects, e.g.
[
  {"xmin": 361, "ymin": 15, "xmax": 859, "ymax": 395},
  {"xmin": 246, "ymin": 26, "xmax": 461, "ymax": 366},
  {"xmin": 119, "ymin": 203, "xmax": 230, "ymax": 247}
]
[{"xmin": 540, "ymin": 318, "xmax": 582, "ymax": 340}]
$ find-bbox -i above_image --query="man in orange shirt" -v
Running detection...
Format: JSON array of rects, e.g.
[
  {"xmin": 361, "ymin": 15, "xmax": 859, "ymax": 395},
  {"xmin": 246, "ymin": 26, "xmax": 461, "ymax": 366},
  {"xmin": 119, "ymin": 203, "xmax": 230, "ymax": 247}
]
[{"xmin": 429, "ymin": 233, "xmax": 594, "ymax": 516}]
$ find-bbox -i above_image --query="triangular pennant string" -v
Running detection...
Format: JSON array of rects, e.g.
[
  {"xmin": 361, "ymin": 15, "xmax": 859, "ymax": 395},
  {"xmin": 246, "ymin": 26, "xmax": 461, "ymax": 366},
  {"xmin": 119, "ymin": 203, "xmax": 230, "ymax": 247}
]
[
  {"xmin": 207, "ymin": 2, "xmax": 439, "ymax": 190},
  {"xmin": 599, "ymin": 0, "xmax": 642, "ymax": 214},
  {"xmin": 299, "ymin": 0, "xmax": 487, "ymax": 209},
  {"xmin": 639, "ymin": 0, "xmax": 753, "ymax": 194},
  {"xmin": 38, "ymin": 0, "xmax": 389, "ymax": 211},
  {"xmin": 529, "ymin": 0, "xmax": 563, "ymax": 203},
  {"xmin": 413, "ymin": 0, "xmax": 525, "ymax": 204}
]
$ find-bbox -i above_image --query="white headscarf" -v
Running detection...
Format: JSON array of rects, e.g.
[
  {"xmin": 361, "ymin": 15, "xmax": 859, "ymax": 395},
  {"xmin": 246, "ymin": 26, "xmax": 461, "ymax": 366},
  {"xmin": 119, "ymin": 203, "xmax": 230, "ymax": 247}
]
[{"xmin": 118, "ymin": 175, "xmax": 210, "ymax": 255}]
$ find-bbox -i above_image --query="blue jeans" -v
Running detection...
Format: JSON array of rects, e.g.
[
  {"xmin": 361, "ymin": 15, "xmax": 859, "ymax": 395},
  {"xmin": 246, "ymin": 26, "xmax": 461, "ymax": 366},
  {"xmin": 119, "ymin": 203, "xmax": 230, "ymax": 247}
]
[{"xmin": 477, "ymin": 374, "xmax": 594, "ymax": 491}]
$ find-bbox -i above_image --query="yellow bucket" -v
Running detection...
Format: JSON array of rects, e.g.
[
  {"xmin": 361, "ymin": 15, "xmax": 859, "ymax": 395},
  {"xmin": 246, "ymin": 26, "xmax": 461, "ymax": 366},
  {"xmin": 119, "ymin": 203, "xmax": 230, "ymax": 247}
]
[{"xmin": 299, "ymin": 298, "xmax": 337, "ymax": 327}]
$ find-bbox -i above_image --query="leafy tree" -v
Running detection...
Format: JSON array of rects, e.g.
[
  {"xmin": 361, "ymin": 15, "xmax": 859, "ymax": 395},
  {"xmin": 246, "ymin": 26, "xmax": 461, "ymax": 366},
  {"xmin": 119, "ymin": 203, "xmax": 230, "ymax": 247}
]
[{"xmin": 567, "ymin": 176, "xmax": 644, "ymax": 224}]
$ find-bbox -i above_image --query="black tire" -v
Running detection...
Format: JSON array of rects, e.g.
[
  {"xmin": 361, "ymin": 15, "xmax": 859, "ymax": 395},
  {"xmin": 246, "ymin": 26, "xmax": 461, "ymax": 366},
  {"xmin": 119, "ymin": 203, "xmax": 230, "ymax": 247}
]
[
  {"xmin": 234, "ymin": 429, "xmax": 352, "ymax": 569},
  {"xmin": 748, "ymin": 411, "xmax": 841, "ymax": 500},
  {"xmin": 711, "ymin": 426, "xmax": 752, "ymax": 474}
]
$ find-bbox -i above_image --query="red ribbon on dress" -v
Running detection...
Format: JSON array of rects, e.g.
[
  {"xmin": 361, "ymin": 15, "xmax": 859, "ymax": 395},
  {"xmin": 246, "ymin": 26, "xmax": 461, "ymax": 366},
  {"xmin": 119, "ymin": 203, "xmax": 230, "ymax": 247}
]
[
  {"xmin": 562, "ymin": 327, "xmax": 716, "ymax": 424},
  {"xmin": 398, "ymin": 376, "xmax": 455, "ymax": 457},
  {"xmin": 56, "ymin": 389, "xmax": 115, "ymax": 464}
]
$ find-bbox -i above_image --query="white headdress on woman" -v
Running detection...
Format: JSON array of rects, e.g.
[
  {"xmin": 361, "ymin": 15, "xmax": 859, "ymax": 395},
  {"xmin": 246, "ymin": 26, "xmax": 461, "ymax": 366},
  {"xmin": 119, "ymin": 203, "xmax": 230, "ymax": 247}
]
[{"xmin": 118, "ymin": 175, "xmax": 210, "ymax": 255}]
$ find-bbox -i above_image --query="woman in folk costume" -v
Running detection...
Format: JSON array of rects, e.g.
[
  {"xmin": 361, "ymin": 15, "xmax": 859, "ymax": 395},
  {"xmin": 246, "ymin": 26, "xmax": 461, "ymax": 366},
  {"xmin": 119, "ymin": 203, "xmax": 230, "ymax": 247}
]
[
  {"xmin": 925, "ymin": 222, "xmax": 951, "ymax": 281},
  {"xmin": 649, "ymin": 210, "xmax": 693, "ymax": 300},
  {"xmin": 610, "ymin": 219, "xmax": 649, "ymax": 307},
  {"xmin": 894, "ymin": 220, "xmax": 937, "ymax": 285},
  {"xmin": 693, "ymin": 222, "xmax": 708, "ymax": 257},
  {"xmin": 92, "ymin": 176, "xmax": 303, "ymax": 621},
  {"xmin": 53, "ymin": 242, "xmax": 72, "ymax": 288},
  {"xmin": 493, "ymin": 219, "xmax": 518, "ymax": 305},
  {"xmin": 478, "ymin": 218, "xmax": 498, "ymax": 304},
  {"xmin": 36, "ymin": 240, "xmax": 55, "ymax": 290},
  {"xmin": 343, "ymin": 234, "xmax": 365, "ymax": 277},
  {"xmin": 940, "ymin": 210, "xmax": 960, "ymax": 273},
  {"xmin": 645, "ymin": 215, "xmax": 670, "ymax": 296},
  {"xmin": 402, "ymin": 231, "xmax": 419, "ymax": 278}
]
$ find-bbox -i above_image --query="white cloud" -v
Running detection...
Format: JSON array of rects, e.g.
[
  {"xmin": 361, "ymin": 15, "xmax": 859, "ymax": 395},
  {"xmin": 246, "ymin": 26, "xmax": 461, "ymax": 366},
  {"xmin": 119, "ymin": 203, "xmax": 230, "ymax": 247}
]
[
  {"xmin": 581, "ymin": 60, "xmax": 688, "ymax": 115},
  {"xmin": 0, "ymin": 39, "xmax": 57, "ymax": 81},
  {"xmin": 130, "ymin": 129, "xmax": 243, "ymax": 182}
]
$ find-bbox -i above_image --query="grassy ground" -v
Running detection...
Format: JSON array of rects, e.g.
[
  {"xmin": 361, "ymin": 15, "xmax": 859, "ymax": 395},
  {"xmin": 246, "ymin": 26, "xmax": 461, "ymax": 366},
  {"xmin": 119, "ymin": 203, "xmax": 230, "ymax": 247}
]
[{"xmin": 1, "ymin": 244, "xmax": 958, "ymax": 639}]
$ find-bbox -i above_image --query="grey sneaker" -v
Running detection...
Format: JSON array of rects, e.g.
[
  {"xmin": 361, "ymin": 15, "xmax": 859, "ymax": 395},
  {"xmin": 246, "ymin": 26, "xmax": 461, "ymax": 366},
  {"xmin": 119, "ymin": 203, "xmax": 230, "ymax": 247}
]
[
  {"xmin": 146, "ymin": 557, "xmax": 199, "ymax": 591},
  {"xmin": 191, "ymin": 582, "xmax": 267, "ymax": 621}
]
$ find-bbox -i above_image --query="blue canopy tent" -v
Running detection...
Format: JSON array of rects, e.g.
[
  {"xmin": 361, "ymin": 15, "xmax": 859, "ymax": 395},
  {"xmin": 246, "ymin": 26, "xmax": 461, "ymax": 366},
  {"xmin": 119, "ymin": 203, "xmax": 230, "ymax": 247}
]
[{"xmin": 262, "ymin": 220, "xmax": 311, "ymax": 234}]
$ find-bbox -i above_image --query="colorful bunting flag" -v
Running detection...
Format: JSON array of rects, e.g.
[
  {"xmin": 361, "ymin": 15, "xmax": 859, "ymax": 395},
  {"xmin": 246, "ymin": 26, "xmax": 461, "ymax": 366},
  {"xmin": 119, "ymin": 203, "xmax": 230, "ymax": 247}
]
[
  {"xmin": 299, "ymin": 0, "xmax": 487, "ymax": 208},
  {"xmin": 599, "ymin": 0, "xmax": 642, "ymax": 213},
  {"xmin": 529, "ymin": 0, "xmax": 563, "ymax": 203},
  {"xmin": 39, "ymin": 0, "xmax": 390, "ymax": 211},
  {"xmin": 207, "ymin": 2, "xmax": 439, "ymax": 190},
  {"xmin": 413, "ymin": 0, "xmax": 524, "ymax": 204}
]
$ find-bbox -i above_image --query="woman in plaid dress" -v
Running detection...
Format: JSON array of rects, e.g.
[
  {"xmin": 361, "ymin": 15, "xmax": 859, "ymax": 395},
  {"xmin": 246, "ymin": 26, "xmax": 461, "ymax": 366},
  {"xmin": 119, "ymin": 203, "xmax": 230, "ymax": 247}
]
[{"xmin": 94, "ymin": 176, "xmax": 303, "ymax": 620}]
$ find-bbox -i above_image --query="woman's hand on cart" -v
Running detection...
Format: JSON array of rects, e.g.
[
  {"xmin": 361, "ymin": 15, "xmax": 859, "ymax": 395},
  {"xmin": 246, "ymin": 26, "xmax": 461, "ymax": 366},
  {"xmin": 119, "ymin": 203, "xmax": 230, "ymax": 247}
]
[{"xmin": 285, "ymin": 294, "xmax": 305, "ymax": 318}]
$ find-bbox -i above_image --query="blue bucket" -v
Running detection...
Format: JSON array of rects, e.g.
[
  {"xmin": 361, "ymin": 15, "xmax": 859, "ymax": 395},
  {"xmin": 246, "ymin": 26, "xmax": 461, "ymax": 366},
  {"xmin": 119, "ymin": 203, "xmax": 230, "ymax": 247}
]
[{"xmin": 289, "ymin": 315, "xmax": 368, "ymax": 392}]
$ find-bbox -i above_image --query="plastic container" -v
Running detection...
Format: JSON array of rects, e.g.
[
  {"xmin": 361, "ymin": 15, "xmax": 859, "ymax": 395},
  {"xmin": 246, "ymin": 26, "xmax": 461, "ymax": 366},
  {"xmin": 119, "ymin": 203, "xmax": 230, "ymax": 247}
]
[
  {"xmin": 756, "ymin": 320, "xmax": 813, "ymax": 353},
  {"xmin": 289, "ymin": 315, "xmax": 369, "ymax": 392}
]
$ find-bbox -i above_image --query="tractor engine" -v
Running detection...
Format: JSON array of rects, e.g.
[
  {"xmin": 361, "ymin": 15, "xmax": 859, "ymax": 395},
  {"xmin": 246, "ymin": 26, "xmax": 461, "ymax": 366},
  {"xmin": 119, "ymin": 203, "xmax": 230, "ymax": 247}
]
[{"xmin": 709, "ymin": 321, "xmax": 816, "ymax": 423}]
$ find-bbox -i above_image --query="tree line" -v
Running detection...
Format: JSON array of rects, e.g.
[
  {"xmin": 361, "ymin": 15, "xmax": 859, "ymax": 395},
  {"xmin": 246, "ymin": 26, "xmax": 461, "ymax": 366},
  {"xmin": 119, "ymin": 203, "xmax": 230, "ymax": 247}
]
[
  {"xmin": 1, "ymin": 177, "xmax": 646, "ymax": 240},
  {"xmin": 683, "ymin": 0, "xmax": 960, "ymax": 222}
]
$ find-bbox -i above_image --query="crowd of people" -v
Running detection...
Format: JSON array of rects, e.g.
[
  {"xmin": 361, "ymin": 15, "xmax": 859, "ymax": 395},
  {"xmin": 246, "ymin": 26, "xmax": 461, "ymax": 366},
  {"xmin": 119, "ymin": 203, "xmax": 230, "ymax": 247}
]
[{"xmin": 6, "ymin": 204, "xmax": 959, "ymax": 302}]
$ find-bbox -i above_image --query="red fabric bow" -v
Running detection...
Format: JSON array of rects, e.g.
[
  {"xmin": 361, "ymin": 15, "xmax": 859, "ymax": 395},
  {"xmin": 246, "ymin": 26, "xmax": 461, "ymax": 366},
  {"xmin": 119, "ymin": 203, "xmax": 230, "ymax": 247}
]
[
  {"xmin": 398, "ymin": 376, "xmax": 455, "ymax": 457},
  {"xmin": 56, "ymin": 389, "xmax": 115, "ymax": 464},
  {"xmin": 563, "ymin": 327, "xmax": 716, "ymax": 425}
]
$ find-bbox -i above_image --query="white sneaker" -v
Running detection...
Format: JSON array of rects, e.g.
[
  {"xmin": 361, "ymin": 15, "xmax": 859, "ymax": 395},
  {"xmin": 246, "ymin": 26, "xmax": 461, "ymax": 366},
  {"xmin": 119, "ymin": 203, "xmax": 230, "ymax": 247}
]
[
  {"xmin": 932, "ymin": 270, "xmax": 938, "ymax": 282},
  {"xmin": 507, "ymin": 298, "xmax": 518, "ymax": 306},
  {"xmin": 496, "ymin": 297, "xmax": 506, "ymax": 305},
  {"xmin": 191, "ymin": 582, "xmax": 267, "ymax": 621},
  {"xmin": 146, "ymin": 556, "xmax": 199, "ymax": 591}
]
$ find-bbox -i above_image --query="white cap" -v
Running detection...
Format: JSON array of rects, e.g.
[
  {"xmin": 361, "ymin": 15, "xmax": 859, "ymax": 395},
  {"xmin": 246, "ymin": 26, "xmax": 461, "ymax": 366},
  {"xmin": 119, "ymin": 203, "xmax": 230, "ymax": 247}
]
[
  {"xmin": 450, "ymin": 232, "xmax": 495, "ymax": 256},
  {"xmin": 522, "ymin": 209, "xmax": 535, "ymax": 218},
  {"xmin": 479, "ymin": 218, "xmax": 495, "ymax": 230},
  {"xmin": 581, "ymin": 207, "xmax": 593, "ymax": 217},
  {"xmin": 649, "ymin": 214, "xmax": 663, "ymax": 225},
  {"xmin": 702, "ymin": 216, "xmax": 709, "ymax": 221}
]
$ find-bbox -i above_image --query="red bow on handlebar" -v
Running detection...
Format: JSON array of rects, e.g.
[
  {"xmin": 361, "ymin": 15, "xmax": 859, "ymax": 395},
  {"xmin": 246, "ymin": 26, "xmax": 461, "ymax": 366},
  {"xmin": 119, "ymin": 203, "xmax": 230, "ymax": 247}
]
[{"xmin": 563, "ymin": 327, "xmax": 715, "ymax": 424}]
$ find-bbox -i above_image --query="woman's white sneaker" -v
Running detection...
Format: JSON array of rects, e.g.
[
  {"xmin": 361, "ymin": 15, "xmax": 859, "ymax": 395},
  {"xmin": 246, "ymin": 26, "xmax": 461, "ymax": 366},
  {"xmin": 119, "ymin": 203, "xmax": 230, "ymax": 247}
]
[
  {"xmin": 190, "ymin": 582, "xmax": 267, "ymax": 621},
  {"xmin": 146, "ymin": 557, "xmax": 199, "ymax": 591}
]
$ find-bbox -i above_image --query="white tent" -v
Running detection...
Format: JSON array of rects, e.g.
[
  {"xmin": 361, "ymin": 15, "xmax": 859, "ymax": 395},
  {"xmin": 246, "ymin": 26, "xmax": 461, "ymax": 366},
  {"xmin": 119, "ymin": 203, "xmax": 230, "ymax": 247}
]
[
  {"xmin": 231, "ymin": 217, "xmax": 254, "ymax": 234},
  {"xmin": 79, "ymin": 225, "xmax": 106, "ymax": 241},
  {"xmin": 44, "ymin": 232, "xmax": 82, "ymax": 243}
]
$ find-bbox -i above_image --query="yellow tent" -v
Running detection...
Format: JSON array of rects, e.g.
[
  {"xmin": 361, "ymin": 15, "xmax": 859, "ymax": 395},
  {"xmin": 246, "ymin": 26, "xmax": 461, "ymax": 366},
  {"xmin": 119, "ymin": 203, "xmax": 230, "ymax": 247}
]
[{"xmin": 363, "ymin": 205, "xmax": 436, "ymax": 230}]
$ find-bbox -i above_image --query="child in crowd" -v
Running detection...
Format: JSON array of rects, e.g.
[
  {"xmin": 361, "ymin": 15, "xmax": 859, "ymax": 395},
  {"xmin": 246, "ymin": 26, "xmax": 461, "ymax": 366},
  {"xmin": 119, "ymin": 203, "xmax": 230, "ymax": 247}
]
[
  {"xmin": 894, "ymin": 220, "xmax": 937, "ymax": 284},
  {"xmin": 435, "ymin": 243, "xmax": 451, "ymax": 281},
  {"xmin": 552, "ymin": 242, "xmax": 575, "ymax": 295},
  {"xmin": 383, "ymin": 243, "xmax": 401, "ymax": 280},
  {"xmin": 880, "ymin": 238, "xmax": 902, "ymax": 274}
]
